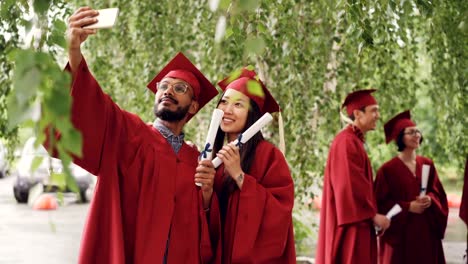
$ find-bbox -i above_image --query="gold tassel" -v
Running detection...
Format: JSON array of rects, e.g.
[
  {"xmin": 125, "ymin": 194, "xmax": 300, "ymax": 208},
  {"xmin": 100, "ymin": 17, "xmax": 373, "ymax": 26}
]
[
  {"xmin": 340, "ymin": 110, "xmax": 353, "ymax": 127},
  {"xmin": 278, "ymin": 111, "xmax": 286, "ymax": 155}
]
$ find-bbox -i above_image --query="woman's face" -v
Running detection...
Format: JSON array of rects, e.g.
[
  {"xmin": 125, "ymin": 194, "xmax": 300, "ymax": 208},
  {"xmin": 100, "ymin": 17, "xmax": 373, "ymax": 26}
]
[
  {"xmin": 217, "ymin": 88, "xmax": 250, "ymax": 135},
  {"xmin": 402, "ymin": 126, "xmax": 422, "ymax": 150}
]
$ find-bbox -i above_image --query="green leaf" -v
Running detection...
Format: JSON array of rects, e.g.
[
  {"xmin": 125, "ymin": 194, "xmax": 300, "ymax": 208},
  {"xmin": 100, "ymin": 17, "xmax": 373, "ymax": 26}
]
[
  {"xmin": 6, "ymin": 95, "xmax": 34, "ymax": 131},
  {"xmin": 56, "ymin": 192, "xmax": 64, "ymax": 205},
  {"xmin": 244, "ymin": 36, "xmax": 266, "ymax": 55},
  {"xmin": 225, "ymin": 68, "xmax": 243, "ymax": 84},
  {"xmin": 257, "ymin": 23, "xmax": 267, "ymax": 33},
  {"xmin": 50, "ymin": 19, "xmax": 67, "ymax": 48},
  {"xmin": 48, "ymin": 100, "xmax": 69, "ymax": 117},
  {"xmin": 65, "ymin": 168, "xmax": 79, "ymax": 193},
  {"xmin": 50, "ymin": 171, "xmax": 66, "ymax": 190},
  {"xmin": 225, "ymin": 27, "xmax": 234, "ymax": 39},
  {"xmin": 14, "ymin": 67, "xmax": 40, "ymax": 105},
  {"xmin": 61, "ymin": 129, "xmax": 83, "ymax": 157},
  {"xmin": 247, "ymin": 80, "xmax": 264, "ymax": 98},
  {"xmin": 238, "ymin": 0, "xmax": 259, "ymax": 11},
  {"xmin": 33, "ymin": 0, "xmax": 51, "ymax": 15},
  {"xmin": 57, "ymin": 145, "xmax": 79, "ymax": 193},
  {"xmin": 30, "ymin": 156, "xmax": 44, "ymax": 172},
  {"xmin": 245, "ymin": 65, "xmax": 255, "ymax": 71},
  {"xmin": 0, "ymin": 0, "xmax": 16, "ymax": 17},
  {"xmin": 219, "ymin": 0, "xmax": 231, "ymax": 11}
]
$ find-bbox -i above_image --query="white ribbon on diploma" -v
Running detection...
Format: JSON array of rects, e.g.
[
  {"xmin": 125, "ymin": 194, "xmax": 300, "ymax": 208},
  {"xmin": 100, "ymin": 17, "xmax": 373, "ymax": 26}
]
[
  {"xmin": 212, "ymin": 113, "xmax": 273, "ymax": 168},
  {"xmin": 420, "ymin": 164, "xmax": 430, "ymax": 197},
  {"xmin": 375, "ymin": 204, "xmax": 402, "ymax": 233},
  {"xmin": 196, "ymin": 109, "xmax": 224, "ymax": 187}
]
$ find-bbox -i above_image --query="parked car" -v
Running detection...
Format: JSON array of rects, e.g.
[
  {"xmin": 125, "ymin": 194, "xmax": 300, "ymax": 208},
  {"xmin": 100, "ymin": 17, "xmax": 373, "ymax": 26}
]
[
  {"xmin": 0, "ymin": 141, "xmax": 8, "ymax": 178},
  {"xmin": 12, "ymin": 137, "xmax": 94, "ymax": 203}
]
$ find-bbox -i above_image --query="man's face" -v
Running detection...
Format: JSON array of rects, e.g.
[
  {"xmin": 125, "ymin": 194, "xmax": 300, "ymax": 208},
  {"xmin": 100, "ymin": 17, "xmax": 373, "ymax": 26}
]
[
  {"xmin": 355, "ymin": 104, "xmax": 380, "ymax": 132},
  {"xmin": 153, "ymin": 77, "xmax": 198, "ymax": 122}
]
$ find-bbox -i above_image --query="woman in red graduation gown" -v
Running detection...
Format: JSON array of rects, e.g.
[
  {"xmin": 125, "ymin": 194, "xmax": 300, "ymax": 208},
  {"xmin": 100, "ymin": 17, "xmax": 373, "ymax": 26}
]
[
  {"xmin": 375, "ymin": 110, "xmax": 448, "ymax": 264},
  {"xmin": 211, "ymin": 68, "xmax": 296, "ymax": 263}
]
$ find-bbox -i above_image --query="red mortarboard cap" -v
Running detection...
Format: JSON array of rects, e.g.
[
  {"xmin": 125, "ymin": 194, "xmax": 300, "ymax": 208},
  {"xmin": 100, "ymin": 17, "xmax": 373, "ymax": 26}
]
[
  {"xmin": 217, "ymin": 68, "xmax": 280, "ymax": 114},
  {"xmin": 342, "ymin": 89, "xmax": 378, "ymax": 116},
  {"xmin": 146, "ymin": 52, "xmax": 218, "ymax": 121},
  {"xmin": 384, "ymin": 110, "xmax": 416, "ymax": 144}
]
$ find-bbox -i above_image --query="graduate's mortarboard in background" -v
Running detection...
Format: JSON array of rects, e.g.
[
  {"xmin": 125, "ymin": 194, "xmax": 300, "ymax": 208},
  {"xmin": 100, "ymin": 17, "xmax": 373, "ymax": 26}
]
[
  {"xmin": 147, "ymin": 52, "xmax": 219, "ymax": 121},
  {"xmin": 383, "ymin": 110, "xmax": 416, "ymax": 144},
  {"xmin": 342, "ymin": 89, "xmax": 378, "ymax": 116}
]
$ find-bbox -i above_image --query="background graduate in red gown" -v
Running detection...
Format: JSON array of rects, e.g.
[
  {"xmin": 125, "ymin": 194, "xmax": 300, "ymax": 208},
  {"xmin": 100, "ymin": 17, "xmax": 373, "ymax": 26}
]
[
  {"xmin": 60, "ymin": 7, "xmax": 221, "ymax": 264},
  {"xmin": 460, "ymin": 161, "xmax": 468, "ymax": 224},
  {"xmin": 460, "ymin": 159, "xmax": 468, "ymax": 258},
  {"xmin": 316, "ymin": 89, "xmax": 390, "ymax": 264},
  {"xmin": 374, "ymin": 110, "xmax": 448, "ymax": 264},
  {"xmin": 212, "ymin": 68, "xmax": 296, "ymax": 263}
]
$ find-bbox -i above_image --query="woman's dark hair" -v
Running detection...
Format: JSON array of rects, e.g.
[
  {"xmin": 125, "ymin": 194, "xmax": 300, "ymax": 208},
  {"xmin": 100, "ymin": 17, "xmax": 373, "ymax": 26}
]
[
  {"xmin": 213, "ymin": 97, "xmax": 264, "ymax": 174},
  {"xmin": 396, "ymin": 128, "xmax": 424, "ymax": 152}
]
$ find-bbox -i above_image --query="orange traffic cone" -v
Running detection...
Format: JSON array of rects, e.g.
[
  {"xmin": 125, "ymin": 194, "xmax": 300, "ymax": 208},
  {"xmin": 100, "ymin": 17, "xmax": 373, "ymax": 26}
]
[
  {"xmin": 33, "ymin": 193, "xmax": 58, "ymax": 210},
  {"xmin": 447, "ymin": 193, "xmax": 461, "ymax": 208}
]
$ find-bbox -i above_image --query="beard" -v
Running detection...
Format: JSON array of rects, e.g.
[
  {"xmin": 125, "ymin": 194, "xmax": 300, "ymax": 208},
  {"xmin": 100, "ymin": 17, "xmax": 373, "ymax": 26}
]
[{"xmin": 154, "ymin": 104, "xmax": 190, "ymax": 122}]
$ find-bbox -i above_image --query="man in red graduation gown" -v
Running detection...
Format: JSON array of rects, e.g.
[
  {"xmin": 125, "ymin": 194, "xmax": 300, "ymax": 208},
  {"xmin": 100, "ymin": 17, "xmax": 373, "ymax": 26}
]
[
  {"xmin": 62, "ymin": 7, "xmax": 221, "ymax": 264},
  {"xmin": 316, "ymin": 89, "xmax": 390, "ymax": 264}
]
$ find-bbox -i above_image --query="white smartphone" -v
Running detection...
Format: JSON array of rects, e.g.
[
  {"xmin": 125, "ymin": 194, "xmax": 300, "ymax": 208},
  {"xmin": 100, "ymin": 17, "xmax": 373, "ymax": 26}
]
[{"xmin": 83, "ymin": 8, "xmax": 119, "ymax": 29}]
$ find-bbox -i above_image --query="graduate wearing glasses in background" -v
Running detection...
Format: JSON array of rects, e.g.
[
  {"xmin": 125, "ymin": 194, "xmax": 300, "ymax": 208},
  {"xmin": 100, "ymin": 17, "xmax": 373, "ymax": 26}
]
[{"xmin": 374, "ymin": 110, "xmax": 448, "ymax": 264}]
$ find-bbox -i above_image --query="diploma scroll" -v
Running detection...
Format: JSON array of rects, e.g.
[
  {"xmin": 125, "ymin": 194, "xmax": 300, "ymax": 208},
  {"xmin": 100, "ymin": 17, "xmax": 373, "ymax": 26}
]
[
  {"xmin": 212, "ymin": 113, "xmax": 273, "ymax": 168},
  {"xmin": 196, "ymin": 109, "xmax": 224, "ymax": 187},
  {"xmin": 375, "ymin": 204, "xmax": 402, "ymax": 233},
  {"xmin": 385, "ymin": 204, "xmax": 402, "ymax": 219},
  {"xmin": 419, "ymin": 164, "xmax": 430, "ymax": 197}
]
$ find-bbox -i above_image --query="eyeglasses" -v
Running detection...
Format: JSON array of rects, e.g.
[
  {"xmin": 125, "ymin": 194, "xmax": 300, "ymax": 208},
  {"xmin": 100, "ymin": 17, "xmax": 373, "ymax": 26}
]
[
  {"xmin": 157, "ymin": 81, "xmax": 190, "ymax": 95},
  {"xmin": 404, "ymin": 129, "xmax": 422, "ymax": 136}
]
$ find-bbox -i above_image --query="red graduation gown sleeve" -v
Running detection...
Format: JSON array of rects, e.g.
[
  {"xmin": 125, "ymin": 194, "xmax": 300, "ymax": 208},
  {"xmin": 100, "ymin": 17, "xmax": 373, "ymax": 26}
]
[
  {"xmin": 215, "ymin": 140, "xmax": 296, "ymax": 263},
  {"xmin": 62, "ymin": 59, "xmax": 220, "ymax": 264},
  {"xmin": 316, "ymin": 126, "xmax": 377, "ymax": 264},
  {"xmin": 423, "ymin": 158, "xmax": 449, "ymax": 239},
  {"xmin": 374, "ymin": 156, "xmax": 448, "ymax": 263}
]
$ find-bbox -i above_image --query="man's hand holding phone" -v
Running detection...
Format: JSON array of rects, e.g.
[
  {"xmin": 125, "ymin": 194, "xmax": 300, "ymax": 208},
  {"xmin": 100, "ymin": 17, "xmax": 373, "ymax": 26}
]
[
  {"xmin": 66, "ymin": 7, "xmax": 119, "ymax": 74},
  {"xmin": 83, "ymin": 8, "xmax": 119, "ymax": 29}
]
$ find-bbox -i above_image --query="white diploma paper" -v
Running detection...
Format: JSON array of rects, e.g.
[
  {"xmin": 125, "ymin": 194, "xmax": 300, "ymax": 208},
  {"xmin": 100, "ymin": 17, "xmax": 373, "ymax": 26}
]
[
  {"xmin": 420, "ymin": 164, "xmax": 430, "ymax": 197},
  {"xmin": 375, "ymin": 204, "xmax": 402, "ymax": 232},
  {"xmin": 211, "ymin": 113, "xmax": 273, "ymax": 168},
  {"xmin": 386, "ymin": 204, "xmax": 402, "ymax": 219},
  {"xmin": 196, "ymin": 109, "xmax": 224, "ymax": 186}
]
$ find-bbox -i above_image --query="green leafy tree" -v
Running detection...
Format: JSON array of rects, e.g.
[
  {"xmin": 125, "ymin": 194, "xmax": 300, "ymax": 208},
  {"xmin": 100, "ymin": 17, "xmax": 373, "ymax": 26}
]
[
  {"xmin": 1, "ymin": 0, "xmax": 81, "ymax": 194},
  {"xmin": 1, "ymin": 0, "xmax": 466, "ymax": 256}
]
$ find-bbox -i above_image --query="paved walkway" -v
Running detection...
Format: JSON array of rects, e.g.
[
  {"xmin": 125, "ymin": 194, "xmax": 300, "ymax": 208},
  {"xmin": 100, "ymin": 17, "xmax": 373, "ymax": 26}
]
[{"xmin": 0, "ymin": 175, "xmax": 466, "ymax": 263}]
